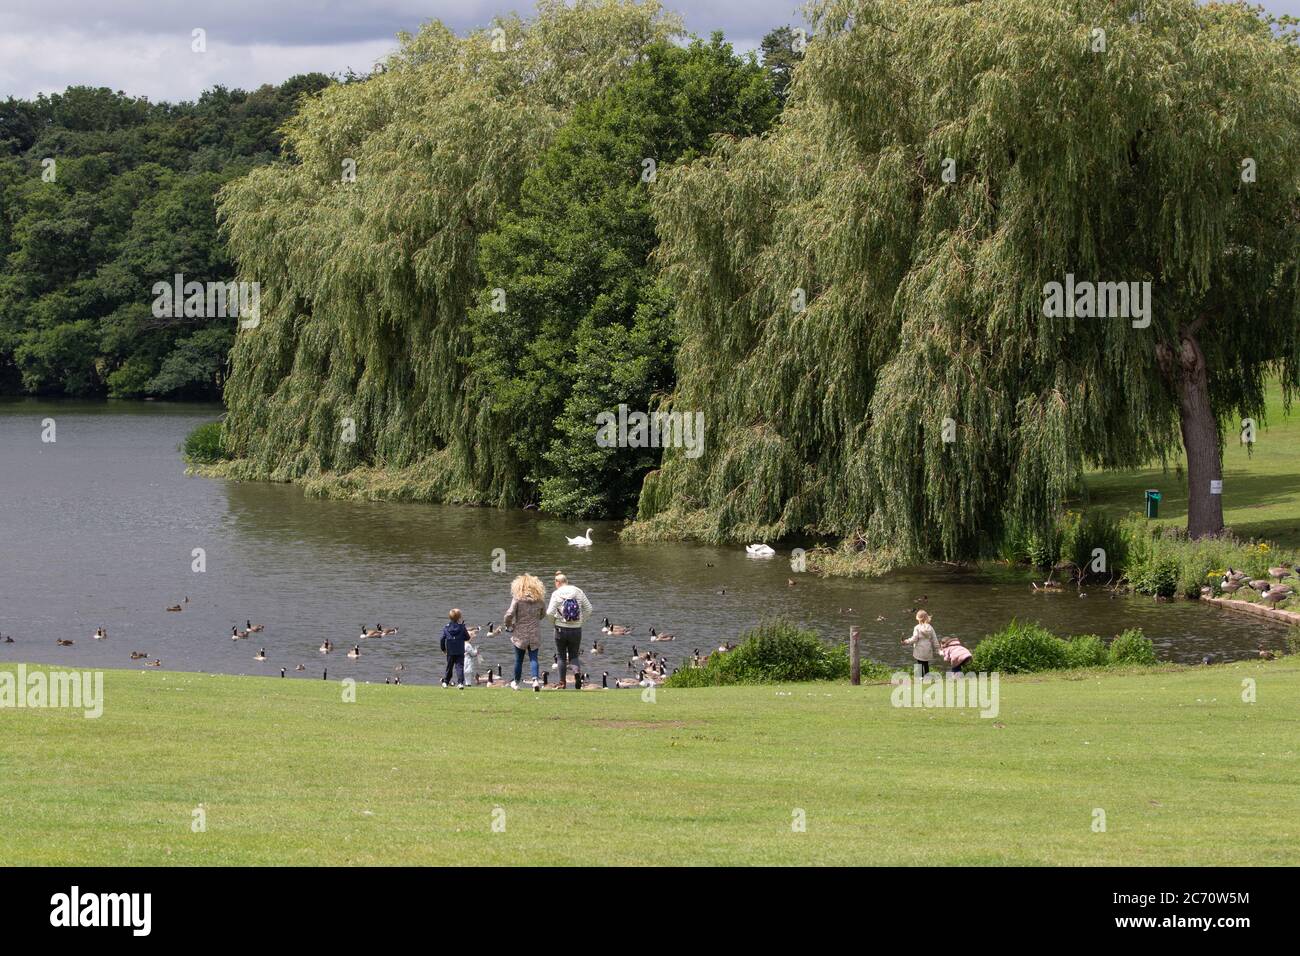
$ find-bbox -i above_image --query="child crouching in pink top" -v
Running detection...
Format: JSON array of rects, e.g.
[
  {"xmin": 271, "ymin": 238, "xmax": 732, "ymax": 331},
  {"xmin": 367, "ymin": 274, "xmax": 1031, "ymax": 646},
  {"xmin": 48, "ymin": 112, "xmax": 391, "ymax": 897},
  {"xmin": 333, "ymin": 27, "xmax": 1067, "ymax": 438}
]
[{"xmin": 940, "ymin": 637, "xmax": 973, "ymax": 674}]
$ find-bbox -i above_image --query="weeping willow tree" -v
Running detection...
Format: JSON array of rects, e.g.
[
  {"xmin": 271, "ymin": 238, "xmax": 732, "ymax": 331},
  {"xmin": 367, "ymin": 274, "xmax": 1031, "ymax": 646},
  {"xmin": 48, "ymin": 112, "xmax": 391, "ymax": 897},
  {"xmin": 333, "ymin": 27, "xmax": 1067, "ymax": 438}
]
[
  {"xmin": 217, "ymin": 0, "xmax": 680, "ymax": 504},
  {"xmin": 639, "ymin": 0, "xmax": 1300, "ymax": 559}
]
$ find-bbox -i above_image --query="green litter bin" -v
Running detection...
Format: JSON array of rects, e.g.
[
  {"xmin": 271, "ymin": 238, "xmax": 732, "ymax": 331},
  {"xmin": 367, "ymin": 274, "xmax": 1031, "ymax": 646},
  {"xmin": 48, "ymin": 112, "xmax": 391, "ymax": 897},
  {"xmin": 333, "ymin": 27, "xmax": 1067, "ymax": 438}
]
[{"xmin": 1145, "ymin": 489, "xmax": 1161, "ymax": 519}]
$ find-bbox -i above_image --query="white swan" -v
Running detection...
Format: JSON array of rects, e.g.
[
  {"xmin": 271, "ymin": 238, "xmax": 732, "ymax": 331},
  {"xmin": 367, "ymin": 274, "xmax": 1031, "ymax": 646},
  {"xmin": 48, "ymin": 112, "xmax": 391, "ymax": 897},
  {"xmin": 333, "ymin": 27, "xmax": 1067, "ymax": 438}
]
[
  {"xmin": 566, "ymin": 528, "xmax": 594, "ymax": 547},
  {"xmin": 746, "ymin": 543, "xmax": 776, "ymax": 557}
]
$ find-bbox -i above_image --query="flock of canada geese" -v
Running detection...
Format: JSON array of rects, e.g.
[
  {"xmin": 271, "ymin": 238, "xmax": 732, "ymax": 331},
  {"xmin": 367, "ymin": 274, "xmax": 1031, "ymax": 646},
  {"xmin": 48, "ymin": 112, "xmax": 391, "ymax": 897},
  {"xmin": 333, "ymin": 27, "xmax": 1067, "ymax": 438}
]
[{"xmin": 5, "ymin": 530, "xmax": 785, "ymax": 680}]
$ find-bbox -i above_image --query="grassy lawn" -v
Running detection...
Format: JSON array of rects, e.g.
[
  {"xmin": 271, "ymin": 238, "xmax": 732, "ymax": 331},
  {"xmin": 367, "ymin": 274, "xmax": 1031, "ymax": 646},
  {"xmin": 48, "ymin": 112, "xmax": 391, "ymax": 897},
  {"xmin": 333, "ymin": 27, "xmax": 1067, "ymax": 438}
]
[
  {"xmin": 1084, "ymin": 382, "xmax": 1300, "ymax": 547},
  {"xmin": 2, "ymin": 660, "xmax": 1297, "ymax": 865}
]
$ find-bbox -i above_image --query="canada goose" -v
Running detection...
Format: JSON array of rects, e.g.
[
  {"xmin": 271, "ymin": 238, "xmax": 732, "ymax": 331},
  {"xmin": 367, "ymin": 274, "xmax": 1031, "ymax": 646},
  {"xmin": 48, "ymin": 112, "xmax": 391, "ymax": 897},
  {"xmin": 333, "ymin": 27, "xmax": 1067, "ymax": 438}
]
[
  {"xmin": 280, "ymin": 668, "xmax": 286, "ymax": 678},
  {"xmin": 231, "ymin": 626, "xmax": 248, "ymax": 640},
  {"xmin": 602, "ymin": 618, "xmax": 631, "ymax": 635},
  {"xmin": 319, "ymin": 640, "xmax": 333, "ymax": 654},
  {"xmin": 55, "ymin": 638, "xmax": 74, "ymax": 646},
  {"xmin": 93, "ymin": 627, "xmax": 107, "ymax": 640},
  {"xmin": 649, "ymin": 627, "xmax": 675, "ymax": 642},
  {"xmin": 254, "ymin": 649, "xmax": 267, "ymax": 662},
  {"xmin": 1261, "ymin": 586, "xmax": 1292, "ymax": 607},
  {"xmin": 382, "ymin": 626, "xmax": 399, "ymax": 636},
  {"xmin": 1220, "ymin": 578, "xmax": 1242, "ymax": 594},
  {"xmin": 551, "ymin": 655, "xmax": 559, "ymax": 671},
  {"xmin": 591, "ymin": 641, "xmax": 605, "ymax": 655},
  {"xmin": 1, "ymin": 634, "xmax": 13, "ymax": 644},
  {"xmin": 601, "ymin": 672, "xmax": 609, "ymax": 688},
  {"xmin": 395, "ymin": 663, "xmax": 406, "ymax": 672},
  {"xmin": 347, "ymin": 645, "xmax": 360, "ymax": 659},
  {"xmin": 484, "ymin": 622, "xmax": 503, "ymax": 637},
  {"xmin": 130, "ymin": 651, "xmax": 148, "ymax": 660},
  {"xmin": 876, "ymin": 615, "xmax": 887, "ymax": 622},
  {"xmin": 295, "ymin": 664, "xmax": 306, "ymax": 671},
  {"xmin": 145, "ymin": 659, "xmax": 162, "ymax": 667},
  {"xmin": 615, "ymin": 672, "xmax": 643, "ymax": 688},
  {"xmin": 746, "ymin": 544, "xmax": 775, "ymax": 556},
  {"xmin": 1259, "ymin": 649, "xmax": 1278, "ymax": 660},
  {"xmin": 1269, "ymin": 564, "xmax": 1293, "ymax": 581},
  {"xmin": 246, "ymin": 620, "xmax": 264, "ymax": 633},
  {"xmin": 166, "ymin": 604, "xmax": 183, "ymax": 612},
  {"xmin": 787, "ymin": 578, "xmax": 797, "ymax": 587},
  {"xmin": 566, "ymin": 528, "xmax": 594, "ymax": 547},
  {"xmin": 1248, "ymin": 579, "xmax": 1272, "ymax": 592}
]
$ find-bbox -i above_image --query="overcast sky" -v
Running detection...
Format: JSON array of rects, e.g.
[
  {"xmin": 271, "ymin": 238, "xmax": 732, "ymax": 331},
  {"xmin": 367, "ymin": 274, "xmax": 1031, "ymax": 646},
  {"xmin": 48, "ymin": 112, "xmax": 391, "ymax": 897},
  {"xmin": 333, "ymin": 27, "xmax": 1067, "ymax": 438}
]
[{"xmin": 2, "ymin": 0, "xmax": 1297, "ymax": 103}]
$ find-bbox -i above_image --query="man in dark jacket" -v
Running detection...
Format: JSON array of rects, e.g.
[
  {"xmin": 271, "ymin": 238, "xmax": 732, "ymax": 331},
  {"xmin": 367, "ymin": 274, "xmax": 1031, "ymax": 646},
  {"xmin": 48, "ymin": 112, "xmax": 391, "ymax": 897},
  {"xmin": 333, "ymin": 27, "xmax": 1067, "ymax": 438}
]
[{"xmin": 441, "ymin": 608, "xmax": 469, "ymax": 688}]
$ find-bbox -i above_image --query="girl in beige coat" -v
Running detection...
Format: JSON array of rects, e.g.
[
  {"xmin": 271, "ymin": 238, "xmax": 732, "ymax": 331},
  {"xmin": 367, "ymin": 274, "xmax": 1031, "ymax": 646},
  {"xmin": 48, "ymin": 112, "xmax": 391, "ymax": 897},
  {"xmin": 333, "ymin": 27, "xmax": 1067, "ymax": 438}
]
[{"xmin": 903, "ymin": 609, "xmax": 941, "ymax": 677}]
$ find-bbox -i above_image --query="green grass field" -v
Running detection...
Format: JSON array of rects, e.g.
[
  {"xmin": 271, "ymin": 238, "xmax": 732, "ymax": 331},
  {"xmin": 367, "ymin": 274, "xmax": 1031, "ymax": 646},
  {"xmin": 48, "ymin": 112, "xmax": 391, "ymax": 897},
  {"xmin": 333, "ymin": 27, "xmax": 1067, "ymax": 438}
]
[
  {"xmin": 2, "ymin": 660, "xmax": 1296, "ymax": 865},
  {"xmin": 1084, "ymin": 382, "xmax": 1300, "ymax": 547}
]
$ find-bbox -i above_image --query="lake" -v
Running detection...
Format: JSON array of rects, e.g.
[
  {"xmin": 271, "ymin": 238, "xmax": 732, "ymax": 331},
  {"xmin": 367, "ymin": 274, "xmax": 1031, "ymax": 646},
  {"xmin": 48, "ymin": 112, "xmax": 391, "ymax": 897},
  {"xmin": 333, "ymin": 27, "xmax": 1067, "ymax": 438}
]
[{"xmin": 0, "ymin": 399, "xmax": 1285, "ymax": 685}]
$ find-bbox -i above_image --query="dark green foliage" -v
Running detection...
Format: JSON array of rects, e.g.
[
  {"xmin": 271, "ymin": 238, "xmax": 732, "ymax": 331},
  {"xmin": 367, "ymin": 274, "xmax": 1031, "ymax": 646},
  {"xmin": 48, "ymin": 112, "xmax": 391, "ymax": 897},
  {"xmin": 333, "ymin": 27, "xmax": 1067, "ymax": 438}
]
[
  {"xmin": 1064, "ymin": 634, "xmax": 1109, "ymax": 669},
  {"xmin": 759, "ymin": 26, "xmax": 807, "ymax": 103},
  {"xmin": 971, "ymin": 620, "xmax": 1159, "ymax": 672},
  {"xmin": 0, "ymin": 76, "xmax": 330, "ymax": 399},
  {"xmin": 1108, "ymin": 628, "xmax": 1158, "ymax": 666},
  {"xmin": 467, "ymin": 34, "xmax": 778, "ymax": 516},
  {"xmin": 181, "ymin": 421, "xmax": 226, "ymax": 464},
  {"xmin": 969, "ymin": 620, "xmax": 1070, "ymax": 674},
  {"xmin": 663, "ymin": 619, "xmax": 872, "ymax": 685}
]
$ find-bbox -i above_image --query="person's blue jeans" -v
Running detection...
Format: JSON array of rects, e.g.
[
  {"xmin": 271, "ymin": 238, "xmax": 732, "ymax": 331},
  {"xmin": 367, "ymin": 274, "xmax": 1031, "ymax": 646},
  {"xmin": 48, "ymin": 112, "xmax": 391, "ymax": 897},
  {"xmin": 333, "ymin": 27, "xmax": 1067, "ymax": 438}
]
[{"xmin": 513, "ymin": 646, "xmax": 539, "ymax": 683}]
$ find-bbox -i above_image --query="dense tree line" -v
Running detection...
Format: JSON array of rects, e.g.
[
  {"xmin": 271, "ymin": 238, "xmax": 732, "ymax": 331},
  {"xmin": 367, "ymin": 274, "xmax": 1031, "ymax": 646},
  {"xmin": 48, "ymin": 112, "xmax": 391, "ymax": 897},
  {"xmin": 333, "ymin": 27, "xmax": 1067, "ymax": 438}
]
[
  {"xmin": 217, "ymin": 0, "xmax": 786, "ymax": 519},
  {"xmin": 0, "ymin": 75, "xmax": 330, "ymax": 398}
]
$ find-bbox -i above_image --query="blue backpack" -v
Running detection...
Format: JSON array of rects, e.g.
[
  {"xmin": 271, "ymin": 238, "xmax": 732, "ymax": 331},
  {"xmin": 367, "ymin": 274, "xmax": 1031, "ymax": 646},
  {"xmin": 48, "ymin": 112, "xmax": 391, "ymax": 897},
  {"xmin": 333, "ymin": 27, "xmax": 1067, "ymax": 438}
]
[{"xmin": 561, "ymin": 596, "xmax": 581, "ymax": 623}]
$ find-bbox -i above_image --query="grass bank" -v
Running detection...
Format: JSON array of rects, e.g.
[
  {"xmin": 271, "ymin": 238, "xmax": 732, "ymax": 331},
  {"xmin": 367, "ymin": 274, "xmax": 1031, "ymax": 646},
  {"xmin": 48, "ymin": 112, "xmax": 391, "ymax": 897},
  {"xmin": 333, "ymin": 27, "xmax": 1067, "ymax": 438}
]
[
  {"xmin": 1084, "ymin": 382, "xmax": 1300, "ymax": 548},
  {"xmin": 2, "ymin": 660, "xmax": 1296, "ymax": 865}
]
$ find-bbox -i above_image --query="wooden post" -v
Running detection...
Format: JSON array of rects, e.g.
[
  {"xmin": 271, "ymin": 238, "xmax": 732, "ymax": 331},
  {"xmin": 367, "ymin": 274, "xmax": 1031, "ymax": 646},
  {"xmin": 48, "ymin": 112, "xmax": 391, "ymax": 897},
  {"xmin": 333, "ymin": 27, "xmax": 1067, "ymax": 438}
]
[{"xmin": 849, "ymin": 626, "xmax": 861, "ymax": 685}]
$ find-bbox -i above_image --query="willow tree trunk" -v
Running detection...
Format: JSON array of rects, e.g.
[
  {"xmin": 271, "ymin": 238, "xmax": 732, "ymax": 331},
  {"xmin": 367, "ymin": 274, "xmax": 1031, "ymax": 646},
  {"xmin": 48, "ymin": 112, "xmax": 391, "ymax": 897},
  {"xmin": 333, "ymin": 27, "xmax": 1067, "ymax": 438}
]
[{"xmin": 1165, "ymin": 328, "xmax": 1224, "ymax": 538}]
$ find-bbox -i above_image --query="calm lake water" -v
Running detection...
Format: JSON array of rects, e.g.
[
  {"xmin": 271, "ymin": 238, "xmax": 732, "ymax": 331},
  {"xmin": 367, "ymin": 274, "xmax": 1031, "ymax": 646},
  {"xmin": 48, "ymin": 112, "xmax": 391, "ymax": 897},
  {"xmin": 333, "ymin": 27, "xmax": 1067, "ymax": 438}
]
[{"xmin": 0, "ymin": 400, "xmax": 1285, "ymax": 684}]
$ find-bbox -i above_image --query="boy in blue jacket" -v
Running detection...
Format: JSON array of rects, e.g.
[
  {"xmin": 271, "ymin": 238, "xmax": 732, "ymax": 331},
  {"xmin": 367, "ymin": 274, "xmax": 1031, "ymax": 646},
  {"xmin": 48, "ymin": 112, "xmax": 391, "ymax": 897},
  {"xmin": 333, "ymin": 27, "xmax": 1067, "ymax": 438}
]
[{"xmin": 441, "ymin": 608, "xmax": 469, "ymax": 688}]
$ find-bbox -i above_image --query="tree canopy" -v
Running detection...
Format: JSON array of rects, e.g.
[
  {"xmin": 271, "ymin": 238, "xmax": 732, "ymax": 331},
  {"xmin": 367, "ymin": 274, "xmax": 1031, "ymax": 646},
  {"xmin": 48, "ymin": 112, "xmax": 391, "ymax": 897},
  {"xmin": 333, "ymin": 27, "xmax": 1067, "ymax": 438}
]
[
  {"xmin": 641, "ymin": 0, "xmax": 1300, "ymax": 555},
  {"xmin": 217, "ymin": 0, "xmax": 777, "ymax": 511},
  {"xmin": 0, "ymin": 76, "xmax": 330, "ymax": 397}
]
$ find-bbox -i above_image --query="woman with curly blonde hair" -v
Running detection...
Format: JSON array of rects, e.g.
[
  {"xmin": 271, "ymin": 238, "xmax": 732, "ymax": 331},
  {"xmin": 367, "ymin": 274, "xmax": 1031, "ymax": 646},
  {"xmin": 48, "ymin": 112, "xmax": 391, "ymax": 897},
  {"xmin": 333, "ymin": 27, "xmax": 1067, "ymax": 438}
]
[{"xmin": 503, "ymin": 573, "xmax": 547, "ymax": 690}]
